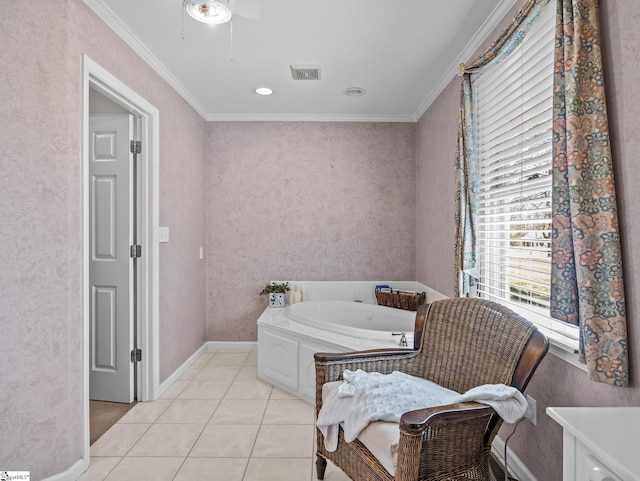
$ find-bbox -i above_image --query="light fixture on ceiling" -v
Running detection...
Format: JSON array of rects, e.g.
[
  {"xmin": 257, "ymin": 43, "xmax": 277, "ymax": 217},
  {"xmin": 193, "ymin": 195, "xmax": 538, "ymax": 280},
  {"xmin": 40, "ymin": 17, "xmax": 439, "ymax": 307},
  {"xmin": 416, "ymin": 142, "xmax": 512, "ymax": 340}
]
[
  {"xmin": 255, "ymin": 87, "xmax": 274, "ymax": 96},
  {"xmin": 181, "ymin": 0, "xmax": 261, "ymax": 61},
  {"xmin": 343, "ymin": 87, "xmax": 366, "ymax": 97},
  {"xmin": 185, "ymin": 0, "xmax": 233, "ymax": 25}
]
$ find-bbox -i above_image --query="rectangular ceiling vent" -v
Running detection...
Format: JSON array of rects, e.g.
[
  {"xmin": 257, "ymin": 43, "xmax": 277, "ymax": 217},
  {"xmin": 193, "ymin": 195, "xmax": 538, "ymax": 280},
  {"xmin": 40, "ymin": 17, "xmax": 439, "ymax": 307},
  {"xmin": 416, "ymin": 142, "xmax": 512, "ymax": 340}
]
[{"xmin": 290, "ymin": 64, "xmax": 321, "ymax": 80}]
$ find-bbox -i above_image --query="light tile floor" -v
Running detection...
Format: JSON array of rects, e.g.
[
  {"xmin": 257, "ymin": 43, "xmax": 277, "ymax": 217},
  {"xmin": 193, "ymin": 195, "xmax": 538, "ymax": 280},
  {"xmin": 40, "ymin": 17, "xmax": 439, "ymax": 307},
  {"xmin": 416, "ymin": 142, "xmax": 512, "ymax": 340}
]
[{"xmin": 80, "ymin": 348, "xmax": 351, "ymax": 481}]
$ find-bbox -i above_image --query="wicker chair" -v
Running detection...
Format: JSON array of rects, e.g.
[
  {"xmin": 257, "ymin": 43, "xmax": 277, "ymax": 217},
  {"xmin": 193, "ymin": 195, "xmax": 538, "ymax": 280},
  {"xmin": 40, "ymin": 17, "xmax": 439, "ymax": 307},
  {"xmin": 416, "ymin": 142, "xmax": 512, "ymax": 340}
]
[{"xmin": 314, "ymin": 297, "xmax": 549, "ymax": 481}]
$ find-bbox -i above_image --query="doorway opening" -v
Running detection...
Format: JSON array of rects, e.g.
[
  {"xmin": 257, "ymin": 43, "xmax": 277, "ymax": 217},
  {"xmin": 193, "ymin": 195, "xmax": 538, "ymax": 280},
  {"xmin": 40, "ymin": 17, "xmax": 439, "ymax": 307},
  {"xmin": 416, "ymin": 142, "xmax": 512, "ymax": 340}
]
[
  {"xmin": 89, "ymin": 400, "xmax": 138, "ymax": 445},
  {"xmin": 82, "ymin": 55, "xmax": 160, "ymax": 467}
]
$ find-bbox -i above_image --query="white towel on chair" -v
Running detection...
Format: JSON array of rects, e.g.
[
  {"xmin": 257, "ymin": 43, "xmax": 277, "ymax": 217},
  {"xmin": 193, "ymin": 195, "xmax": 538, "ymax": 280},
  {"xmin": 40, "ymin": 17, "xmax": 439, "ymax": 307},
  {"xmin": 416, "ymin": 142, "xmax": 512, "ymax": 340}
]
[
  {"xmin": 316, "ymin": 370, "xmax": 528, "ymax": 452},
  {"xmin": 456, "ymin": 383, "xmax": 528, "ymax": 423},
  {"xmin": 317, "ymin": 370, "xmax": 460, "ymax": 451}
]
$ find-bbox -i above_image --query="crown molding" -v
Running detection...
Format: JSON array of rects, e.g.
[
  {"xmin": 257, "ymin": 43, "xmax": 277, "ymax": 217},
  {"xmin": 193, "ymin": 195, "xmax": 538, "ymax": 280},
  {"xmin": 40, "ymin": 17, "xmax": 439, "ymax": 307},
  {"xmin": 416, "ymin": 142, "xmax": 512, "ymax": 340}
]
[
  {"xmin": 413, "ymin": 0, "xmax": 519, "ymax": 122},
  {"xmin": 204, "ymin": 113, "xmax": 417, "ymax": 122}
]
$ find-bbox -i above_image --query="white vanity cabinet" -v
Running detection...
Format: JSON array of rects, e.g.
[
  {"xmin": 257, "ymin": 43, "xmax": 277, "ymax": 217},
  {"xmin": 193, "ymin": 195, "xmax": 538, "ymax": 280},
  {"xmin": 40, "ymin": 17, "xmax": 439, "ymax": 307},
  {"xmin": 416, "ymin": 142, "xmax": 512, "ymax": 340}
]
[{"xmin": 546, "ymin": 407, "xmax": 640, "ymax": 481}]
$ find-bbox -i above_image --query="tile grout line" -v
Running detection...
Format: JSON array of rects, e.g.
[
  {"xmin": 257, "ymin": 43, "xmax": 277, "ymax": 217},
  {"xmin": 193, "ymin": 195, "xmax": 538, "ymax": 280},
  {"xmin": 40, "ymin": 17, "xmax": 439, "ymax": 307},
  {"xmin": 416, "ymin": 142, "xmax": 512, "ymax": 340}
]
[
  {"xmin": 171, "ymin": 349, "xmax": 255, "ymax": 481},
  {"xmin": 239, "ymin": 355, "xmax": 267, "ymax": 481},
  {"xmin": 169, "ymin": 350, "xmax": 210, "ymax": 481},
  {"xmin": 169, "ymin": 349, "xmax": 221, "ymax": 481}
]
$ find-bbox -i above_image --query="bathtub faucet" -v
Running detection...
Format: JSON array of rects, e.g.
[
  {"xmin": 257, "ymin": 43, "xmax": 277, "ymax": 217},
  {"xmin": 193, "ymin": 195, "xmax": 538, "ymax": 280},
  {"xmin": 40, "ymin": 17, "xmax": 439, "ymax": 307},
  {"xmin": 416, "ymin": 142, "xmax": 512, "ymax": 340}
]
[{"xmin": 392, "ymin": 332, "xmax": 408, "ymax": 347}]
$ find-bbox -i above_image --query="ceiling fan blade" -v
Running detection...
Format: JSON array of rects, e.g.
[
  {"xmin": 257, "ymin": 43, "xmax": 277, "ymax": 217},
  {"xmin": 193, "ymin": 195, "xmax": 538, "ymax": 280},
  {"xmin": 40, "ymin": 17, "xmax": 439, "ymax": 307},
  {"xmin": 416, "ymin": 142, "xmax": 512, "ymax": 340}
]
[{"xmin": 230, "ymin": 0, "xmax": 261, "ymax": 19}]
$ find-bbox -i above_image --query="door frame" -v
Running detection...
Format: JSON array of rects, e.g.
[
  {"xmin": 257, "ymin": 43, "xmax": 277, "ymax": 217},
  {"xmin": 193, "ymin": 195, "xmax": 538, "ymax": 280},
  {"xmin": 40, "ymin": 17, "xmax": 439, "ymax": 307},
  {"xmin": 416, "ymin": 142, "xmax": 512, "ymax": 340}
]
[{"xmin": 82, "ymin": 55, "xmax": 160, "ymax": 467}]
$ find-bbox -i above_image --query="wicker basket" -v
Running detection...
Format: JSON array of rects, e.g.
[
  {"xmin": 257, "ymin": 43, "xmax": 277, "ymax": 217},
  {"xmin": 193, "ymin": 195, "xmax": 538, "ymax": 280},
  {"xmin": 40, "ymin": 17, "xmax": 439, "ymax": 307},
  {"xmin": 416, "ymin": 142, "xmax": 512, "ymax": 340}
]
[{"xmin": 375, "ymin": 290, "xmax": 426, "ymax": 311}]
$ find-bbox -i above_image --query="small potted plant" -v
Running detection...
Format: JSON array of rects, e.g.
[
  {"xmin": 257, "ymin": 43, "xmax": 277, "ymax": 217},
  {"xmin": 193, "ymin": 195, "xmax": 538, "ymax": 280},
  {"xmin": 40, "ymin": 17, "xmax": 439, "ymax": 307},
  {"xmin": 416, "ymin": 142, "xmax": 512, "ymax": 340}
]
[{"xmin": 260, "ymin": 281, "xmax": 290, "ymax": 308}]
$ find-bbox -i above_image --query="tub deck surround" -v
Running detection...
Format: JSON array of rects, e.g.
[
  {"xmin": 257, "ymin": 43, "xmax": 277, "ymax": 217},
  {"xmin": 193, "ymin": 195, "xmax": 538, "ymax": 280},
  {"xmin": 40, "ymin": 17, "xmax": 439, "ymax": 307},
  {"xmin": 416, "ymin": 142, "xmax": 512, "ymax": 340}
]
[
  {"xmin": 258, "ymin": 303, "xmax": 408, "ymax": 355},
  {"xmin": 257, "ymin": 281, "xmax": 447, "ymax": 403}
]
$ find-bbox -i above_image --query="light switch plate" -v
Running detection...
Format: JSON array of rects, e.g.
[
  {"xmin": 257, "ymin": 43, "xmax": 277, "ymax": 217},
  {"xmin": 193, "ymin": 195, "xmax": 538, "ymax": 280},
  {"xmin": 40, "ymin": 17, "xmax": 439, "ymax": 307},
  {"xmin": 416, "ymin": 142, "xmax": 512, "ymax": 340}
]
[{"xmin": 159, "ymin": 226, "xmax": 170, "ymax": 243}]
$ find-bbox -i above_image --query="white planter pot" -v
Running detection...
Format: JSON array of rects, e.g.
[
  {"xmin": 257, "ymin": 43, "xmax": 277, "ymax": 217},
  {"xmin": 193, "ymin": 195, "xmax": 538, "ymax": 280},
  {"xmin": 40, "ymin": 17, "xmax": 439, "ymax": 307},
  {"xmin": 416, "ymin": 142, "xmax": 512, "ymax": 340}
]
[{"xmin": 269, "ymin": 293, "xmax": 285, "ymax": 308}]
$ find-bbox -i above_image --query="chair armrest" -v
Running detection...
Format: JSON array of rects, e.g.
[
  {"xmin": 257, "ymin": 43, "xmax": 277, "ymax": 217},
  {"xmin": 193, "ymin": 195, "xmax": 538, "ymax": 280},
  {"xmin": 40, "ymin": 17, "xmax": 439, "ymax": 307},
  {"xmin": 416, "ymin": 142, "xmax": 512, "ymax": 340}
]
[{"xmin": 400, "ymin": 401, "xmax": 495, "ymax": 433}]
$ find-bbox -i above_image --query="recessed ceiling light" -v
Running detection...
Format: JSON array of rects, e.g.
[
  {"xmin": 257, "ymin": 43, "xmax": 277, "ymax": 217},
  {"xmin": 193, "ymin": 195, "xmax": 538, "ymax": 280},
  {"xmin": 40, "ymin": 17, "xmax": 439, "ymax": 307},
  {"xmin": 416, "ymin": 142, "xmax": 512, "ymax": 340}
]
[
  {"xmin": 343, "ymin": 87, "xmax": 366, "ymax": 97},
  {"xmin": 255, "ymin": 87, "xmax": 274, "ymax": 96}
]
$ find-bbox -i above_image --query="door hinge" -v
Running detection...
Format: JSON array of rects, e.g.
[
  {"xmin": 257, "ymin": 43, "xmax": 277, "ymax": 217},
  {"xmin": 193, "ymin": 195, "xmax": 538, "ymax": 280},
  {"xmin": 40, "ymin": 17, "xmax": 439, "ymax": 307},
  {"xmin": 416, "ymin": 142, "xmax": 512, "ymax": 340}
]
[
  {"xmin": 130, "ymin": 140, "xmax": 142, "ymax": 154},
  {"xmin": 131, "ymin": 348, "xmax": 142, "ymax": 363},
  {"xmin": 130, "ymin": 244, "xmax": 142, "ymax": 258}
]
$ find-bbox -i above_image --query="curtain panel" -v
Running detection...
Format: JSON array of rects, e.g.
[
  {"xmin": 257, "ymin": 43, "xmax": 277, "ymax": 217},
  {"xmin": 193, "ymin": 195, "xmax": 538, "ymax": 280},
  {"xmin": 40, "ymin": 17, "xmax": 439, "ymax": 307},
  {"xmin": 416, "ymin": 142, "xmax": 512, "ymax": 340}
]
[
  {"xmin": 454, "ymin": 74, "xmax": 477, "ymax": 297},
  {"xmin": 551, "ymin": 0, "xmax": 629, "ymax": 386}
]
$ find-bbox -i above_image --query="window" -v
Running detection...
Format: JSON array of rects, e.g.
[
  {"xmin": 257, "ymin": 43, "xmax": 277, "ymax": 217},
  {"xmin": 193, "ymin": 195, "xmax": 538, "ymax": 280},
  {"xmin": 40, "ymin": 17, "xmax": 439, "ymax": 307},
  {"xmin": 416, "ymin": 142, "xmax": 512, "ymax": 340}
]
[{"xmin": 473, "ymin": 3, "xmax": 578, "ymax": 351}]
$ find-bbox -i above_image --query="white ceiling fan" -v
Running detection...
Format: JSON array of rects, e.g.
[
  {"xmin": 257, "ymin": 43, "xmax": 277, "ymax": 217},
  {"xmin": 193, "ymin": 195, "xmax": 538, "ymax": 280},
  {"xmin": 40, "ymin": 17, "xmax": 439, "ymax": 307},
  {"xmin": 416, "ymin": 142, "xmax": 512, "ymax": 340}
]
[{"xmin": 183, "ymin": 0, "xmax": 261, "ymax": 25}]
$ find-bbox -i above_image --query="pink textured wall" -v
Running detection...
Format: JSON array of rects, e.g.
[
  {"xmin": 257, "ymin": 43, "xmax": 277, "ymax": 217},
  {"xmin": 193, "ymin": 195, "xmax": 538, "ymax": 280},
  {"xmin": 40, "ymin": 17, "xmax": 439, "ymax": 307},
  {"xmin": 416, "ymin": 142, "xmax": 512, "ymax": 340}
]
[
  {"xmin": 0, "ymin": 0, "xmax": 206, "ymax": 477},
  {"xmin": 206, "ymin": 122, "xmax": 416, "ymax": 341},
  {"xmin": 416, "ymin": 2, "xmax": 640, "ymax": 480},
  {"xmin": 0, "ymin": 2, "xmax": 83, "ymax": 477}
]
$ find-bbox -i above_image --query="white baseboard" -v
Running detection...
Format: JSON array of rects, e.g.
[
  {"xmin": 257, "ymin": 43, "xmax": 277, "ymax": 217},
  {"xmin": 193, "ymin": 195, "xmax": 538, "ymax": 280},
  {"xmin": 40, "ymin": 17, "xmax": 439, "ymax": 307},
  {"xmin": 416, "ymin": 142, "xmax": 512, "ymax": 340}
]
[
  {"xmin": 206, "ymin": 341, "xmax": 257, "ymax": 350},
  {"xmin": 492, "ymin": 435, "xmax": 537, "ymax": 481},
  {"xmin": 157, "ymin": 342, "xmax": 209, "ymax": 398},
  {"xmin": 157, "ymin": 341, "xmax": 257, "ymax": 398},
  {"xmin": 41, "ymin": 458, "xmax": 85, "ymax": 481}
]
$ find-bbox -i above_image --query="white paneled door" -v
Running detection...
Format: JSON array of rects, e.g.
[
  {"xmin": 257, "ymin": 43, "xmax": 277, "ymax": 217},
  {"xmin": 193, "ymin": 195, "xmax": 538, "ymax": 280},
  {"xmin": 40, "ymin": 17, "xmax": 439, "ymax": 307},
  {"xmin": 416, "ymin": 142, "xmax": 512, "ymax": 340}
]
[{"xmin": 89, "ymin": 114, "xmax": 135, "ymax": 403}]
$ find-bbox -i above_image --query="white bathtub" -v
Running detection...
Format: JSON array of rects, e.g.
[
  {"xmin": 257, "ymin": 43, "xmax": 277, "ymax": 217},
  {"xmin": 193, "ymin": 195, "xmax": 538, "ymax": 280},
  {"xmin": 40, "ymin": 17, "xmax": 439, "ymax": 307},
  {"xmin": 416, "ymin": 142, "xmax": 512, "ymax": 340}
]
[
  {"xmin": 258, "ymin": 300, "xmax": 421, "ymax": 403},
  {"xmin": 285, "ymin": 301, "xmax": 415, "ymax": 342}
]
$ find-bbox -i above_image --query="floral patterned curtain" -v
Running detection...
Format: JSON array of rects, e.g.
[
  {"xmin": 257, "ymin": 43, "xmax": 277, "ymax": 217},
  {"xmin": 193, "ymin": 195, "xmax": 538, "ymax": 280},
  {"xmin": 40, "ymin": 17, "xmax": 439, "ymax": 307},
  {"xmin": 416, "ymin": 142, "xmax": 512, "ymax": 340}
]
[
  {"xmin": 455, "ymin": 0, "xmax": 550, "ymax": 296},
  {"xmin": 551, "ymin": 0, "xmax": 628, "ymax": 386}
]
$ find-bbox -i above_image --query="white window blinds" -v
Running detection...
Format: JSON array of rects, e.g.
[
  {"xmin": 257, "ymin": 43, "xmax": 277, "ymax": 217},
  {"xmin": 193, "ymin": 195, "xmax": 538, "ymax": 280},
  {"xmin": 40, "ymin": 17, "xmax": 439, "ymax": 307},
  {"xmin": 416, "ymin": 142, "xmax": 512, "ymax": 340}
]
[{"xmin": 473, "ymin": 3, "xmax": 577, "ymax": 348}]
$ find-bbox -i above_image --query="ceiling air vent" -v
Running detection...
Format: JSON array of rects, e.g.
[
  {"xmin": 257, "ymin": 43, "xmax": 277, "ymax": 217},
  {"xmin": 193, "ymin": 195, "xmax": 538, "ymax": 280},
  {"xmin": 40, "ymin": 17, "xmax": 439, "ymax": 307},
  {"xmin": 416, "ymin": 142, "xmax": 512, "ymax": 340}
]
[{"xmin": 290, "ymin": 64, "xmax": 321, "ymax": 80}]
